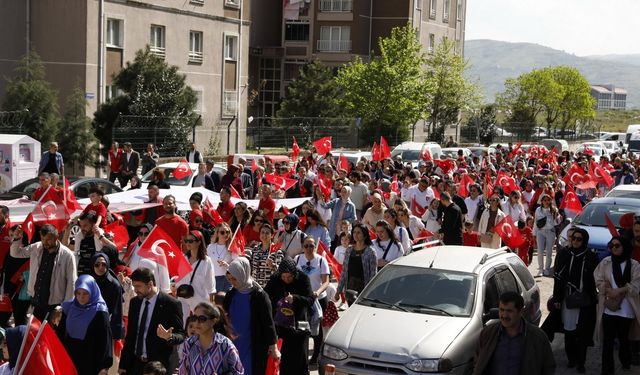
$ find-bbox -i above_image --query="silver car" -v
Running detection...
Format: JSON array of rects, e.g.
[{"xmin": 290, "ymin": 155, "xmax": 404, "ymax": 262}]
[{"xmin": 320, "ymin": 246, "xmax": 541, "ymax": 374}]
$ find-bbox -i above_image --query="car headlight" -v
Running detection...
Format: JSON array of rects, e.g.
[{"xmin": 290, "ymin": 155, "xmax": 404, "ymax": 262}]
[
  {"xmin": 405, "ymin": 358, "xmax": 452, "ymax": 372},
  {"xmin": 322, "ymin": 344, "xmax": 348, "ymax": 361},
  {"xmin": 558, "ymin": 233, "xmax": 568, "ymax": 248}
]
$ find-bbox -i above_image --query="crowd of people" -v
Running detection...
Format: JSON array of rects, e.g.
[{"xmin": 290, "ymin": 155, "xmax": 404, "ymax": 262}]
[{"xmin": 0, "ymin": 139, "xmax": 639, "ymax": 374}]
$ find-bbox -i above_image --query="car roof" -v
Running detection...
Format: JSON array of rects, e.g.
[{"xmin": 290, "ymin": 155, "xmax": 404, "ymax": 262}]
[
  {"xmin": 393, "ymin": 246, "xmax": 510, "ymax": 274},
  {"xmin": 586, "ymin": 197, "xmax": 640, "ymax": 206},
  {"xmin": 608, "ymin": 185, "xmax": 640, "ymax": 192},
  {"xmin": 394, "ymin": 142, "xmax": 438, "ymax": 149}
]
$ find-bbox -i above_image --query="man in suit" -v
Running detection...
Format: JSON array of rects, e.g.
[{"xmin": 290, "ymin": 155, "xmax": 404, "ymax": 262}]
[
  {"xmin": 120, "ymin": 142, "xmax": 141, "ymax": 188},
  {"xmin": 205, "ymin": 160, "xmax": 222, "ymax": 192},
  {"xmin": 119, "ymin": 268, "xmax": 184, "ymax": 375},
  {"xmin": 186, "ymin": 143, "xmax": 203, "ymax": 164},
  {"xmin": 191, "ymin": 163, "xmax": 216, "ymax": 191}
]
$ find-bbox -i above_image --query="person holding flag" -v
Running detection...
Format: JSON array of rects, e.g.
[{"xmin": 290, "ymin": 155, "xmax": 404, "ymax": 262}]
[
  {"xmin": 10, "ymin": 224, "xmax": 77, "ymax": 322},
  {"xmin": 122, "ymin": 224, "xmax": 171, "ymax": 294},
  {"xmin": 207, "ymin": 223, "xmax": 239, "ymax": 292},
  {"xmin": 248, "ymin": 224, "xmax": 285, "ymax": 288},
  {"xmin": 155, "ymin": 195, "xmax": 189, "ymax": 250},
  {"xmin": 58, "ymin": 274, "xmax": 113, "ymax": 375},
  {"xmin": 477, "ymin": 193, "xmax": 507, "ymax": 249}
]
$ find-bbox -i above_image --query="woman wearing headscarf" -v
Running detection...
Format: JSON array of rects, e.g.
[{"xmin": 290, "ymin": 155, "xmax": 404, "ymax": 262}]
[
  {"xmin": 58, "ymin": 274, "xmax": 113, "ymax": 375},
  {"xmin": 322, "ymin": 185, "xmax": 356, "ymax": 249},
  {"xmin": 594, "ymin": 236, "xmax": 640, "ymax": 375},
  {"xmin": 90, "ymin": 252, "xmax": 124, "ymax": 342},
  {"xmin": 264, "ymin": 257, "xmax": 314, "ymax": 375},
  {"xmin": 276, "ymin": 213, "xmax": 306, "ymax": 258},
  {"xmin": 224, "ymin": 258, "xmax": 280, "ymax": 375},
  {"xmin": 543, "ymin": 228, "xmax": 597, "ymax": 373},
  {"xmin": 0, "ymin": 326, "xmax": 24, "ymax": 375}
]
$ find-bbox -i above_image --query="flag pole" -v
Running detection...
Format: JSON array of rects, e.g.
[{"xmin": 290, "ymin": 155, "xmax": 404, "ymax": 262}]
[
  {"xmin": 17, "ymin": 318, "xmax": 50, "ymax": 375},
  {"xmin": 14, "ymin": 314, "xmax": 33, "ymax": 375}
]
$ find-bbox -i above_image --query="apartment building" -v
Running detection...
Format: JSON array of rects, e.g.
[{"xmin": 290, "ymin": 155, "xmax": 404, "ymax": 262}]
[
  {"xmin": 248, "ymin": 0, "xmax": 467, "ymax": 119},
  {"xmin": 591, "ymin": 84, "xmax": 627, "ymax": 110},
  {"xmin": 0, "ymin": 0, "xmax": 249, "ymax": 155}
]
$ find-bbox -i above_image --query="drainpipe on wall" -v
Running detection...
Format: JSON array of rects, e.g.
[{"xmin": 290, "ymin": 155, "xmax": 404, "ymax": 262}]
[
  {"xmin": 235, "ymin": 0, "xmax": 244, "ymax": 153},
  {"xmin": 98, "ymin": 0, "xmax": 105, "ymax": 106}
]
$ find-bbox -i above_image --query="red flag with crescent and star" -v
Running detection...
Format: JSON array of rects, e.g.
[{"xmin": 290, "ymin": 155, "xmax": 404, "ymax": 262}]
[
  {"xmin": 420, "ymin": 145, "xmax": 432, "ymax": 161},
  {"xmin": 137, "ymin": 226, "xmax": 192, "ymax": 280},
  {"xmin": 228, "ymin": 226, "xmax": 247, "ymax": 256},
  {"xmin": 63, "ymin": 177, "xmax": 82, "ymax": 211},
  {"xmin": 563, "ymin": 164, "xmax": 587, "ymax": 187},
  {"xmin": 411, "ymin": 195, "xmax": 427, "ymax": 217},
  {"xmin": 173, "ymin": 159, "xmax": 192, "ymax": 180},
  {"xmin": 22, "ymin": 213, "xmax": 35, "ymax": 243},
  {"xmin": 104, "ymin": 220, "xmax": 130, "ymax": 250},
  {"xmin": 317, "ymin": 240, "xmax": 342, "ymax": 281},
  {"xmin": 264, "ymin": 174, "xmax": 297, "ymax": 191},
  {"xmin": 458, "ymin": 174, "xmax": 475, "ymax": 198},
  {"xmin": 15, "ymin": 316, "xmax": 78, "ymax": 375},
  {"xmin": 494, "ymin": 215, "xmax": 525, "ymax": 249},
  {"xmin": 32, "ymin": 189, "xmax": 70, "ymax": 233},
  {"xmin": 313, "ymin": 136, "xmax": 332, "ymax": 155},
  {"xmin": 371, "ymin": 142, "xmax": 381, "ymax": 161},
  {"xmin": 560, "ymin": 184, "xmax": 583, "ymax": 214},
  {"xmin": 589, "ymin": 160, "xmax": 614, "ymax": 188},
  {"xmin": 229, "ymin": 185, "xmax": 242, "ymax": 199},
  {"xmin": 202, "ymin": 198, "xmax": 225, "ymax": 226},
  {"xmin": 337, "ymin": 153, "xmax": 351, "ymax": 174},
  {"xmin": 379, "ymin": 136, "xmax": 391, "ymax": 159},
  {"xmin": 251, "ymin": 159, "xmax": 258, "ymax": 173},
  {"xmin": 496, "ymin": 171, "xmax": 518, "ymax": 195}
]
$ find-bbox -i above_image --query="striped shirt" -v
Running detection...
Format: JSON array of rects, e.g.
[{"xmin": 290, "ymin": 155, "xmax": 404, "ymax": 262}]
[{"xmin": 179, "ymin": 333, "xmax": 244, "ymax": 375}]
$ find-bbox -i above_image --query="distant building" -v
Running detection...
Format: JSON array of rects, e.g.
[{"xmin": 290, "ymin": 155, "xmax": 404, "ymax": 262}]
[{"xmin": 591, "ymin": 84, "xmax": 627, "ymax": 110}]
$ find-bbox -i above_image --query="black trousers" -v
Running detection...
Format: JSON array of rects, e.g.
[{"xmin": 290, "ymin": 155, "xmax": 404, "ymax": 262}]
[
  {"xmin": 602, "ymin": 314, "xmax": 633, "ymax": 373},
  {"xmin": 564, "ymin": 329, "xmax": 587, "ymax": 366},
  {"xmin": 32, "ymin": 304, "xmax": 59, "ymax": 322}
]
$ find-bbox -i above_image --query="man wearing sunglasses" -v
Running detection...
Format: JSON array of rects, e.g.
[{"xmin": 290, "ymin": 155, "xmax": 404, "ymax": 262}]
[{"xmin": 123, "ymin": 224, "xmax": 171, "ymax": 294}]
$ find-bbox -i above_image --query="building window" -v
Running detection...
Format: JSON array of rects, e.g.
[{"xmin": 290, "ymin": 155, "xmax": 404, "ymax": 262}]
[
  {"xmin": 430, "ymin": 0, "xmax": 437, "ymax": 19},
  {"xmin": 150, "ymin": 25, "xmax": 165, "ymax": 58},
  {"xmin": 225, "ymin": 0, "xmax": 240, "ymax": 7},
  {"xmin": 428, "ymin": 34, "xmax": 435, "ymax": 53},
  {"xmin": 194, "ymin": 90, "xmax": 204, "ymax": 113},
  {"xmin": 285, "ymin": 22, "xmax": 310, "ymax": 41},
  {"xmin": 106, "ymin": 18, "xmax": 123, "ymax": 48},
  {"xmin": 190, "ymin": 0, "xmax": 205, "ymax": 4},
  {"xmin": 318, "ymin": 26, "xmax": 351, "ymax": 52},
  {"xmin": 189, "ymin": 31, "xmax": 203, "ymax": 63},
  {"xmin": 457, "ymin": 0, "xmax": 463, "ymax": 20},
  {"xmin": 415, "ymin": 0, "xmax": 421, "ymax": 9},
  {"xmin": 443, "ymin": 0, "xmax": 449, "ymax": 21},
  {"xmin": 320, "ymin": 0, "xmax": 352, "ymax": 12},
  {"xmin": 223, "ymin": 91, "xmax": 237, "ymax": 117},
  {"xmin": 105, "ymin": 85, "xmax": 122, "ymax": 101},
  {"xmin": 224, "ymin": 34, "xmax": 238, "ymax": 60},
  {"xmin": 259, "ymin": 58, "xmax": 282, "ymax": 117}
]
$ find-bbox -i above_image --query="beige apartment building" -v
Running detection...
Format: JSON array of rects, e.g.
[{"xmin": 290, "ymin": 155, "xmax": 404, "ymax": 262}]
[
  {"xmin": 248, "ymin": 0, "xmax": 467, "ymax": 120},
  {"xmin": 0, "ymin": 0, "xmax": 249, "ymax": 155}
]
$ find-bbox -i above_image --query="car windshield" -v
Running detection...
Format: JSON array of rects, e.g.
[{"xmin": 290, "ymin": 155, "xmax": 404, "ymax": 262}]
[
  {"xmin": 141, "ymin": 167, "xmax": 193, "ymax": 186},
  {"xmin": 358, "ymin": 265, "xmax": 476, "ymax": 317},
  {"xmin": 572, "ymin": 203, "xmax": 638, "ymax": 227},
  {"xmin": 394, "ymin": 150, "xmax": 421, "ymax": 161},
  {"xmin": 605, "ymin": 190, "xmax": 640, "ymax": 199}
]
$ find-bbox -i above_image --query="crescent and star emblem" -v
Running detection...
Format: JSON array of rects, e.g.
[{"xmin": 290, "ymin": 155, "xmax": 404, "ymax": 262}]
[
  {"xmin": 501, "ymin": 223, "xmax": 513, "ymax": 238},
  {"xmin": 151, "ymin": 239, "xmax": 169, "ymax": 257}
]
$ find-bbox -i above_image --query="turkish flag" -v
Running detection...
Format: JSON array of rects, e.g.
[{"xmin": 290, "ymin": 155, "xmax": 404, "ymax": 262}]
[
  {"xmin": 203, "ymin": 198, "xmax": 224, "ymax": 226},
  {"xmin": 563, "ymin": 164, "xmax": 587, "ymax": 187},
  {"xmin": 420, "ymin": 145, "xmax": 432, "ymax": 161},
  {"xmin": 22, "ymin": 213, "xmax": 35, "ymax": 243},
  {"xmin": 412, "ymin": 228, "xmax": 435, "ymax": 244},
  {"xmin": 391, "ymin": 175, "xmax": 400, "ymax": 194},
  {"xmin": 264, "ymin": 174, "xmax": 297, "ymax": 191},
  {"xmin": 494, "ymin": 215, "xmax": 525, "ymax": 249},
  {"xmin": 368, "ymin": 227, "xmax": 377, "ymax": 241},
  {"xmin": 269, "ymin": 241, "xmax": 282, "ymax": 254},
  {"xmin": 496, "ymin": 171, "xmax": 518, "ymax": 195},
  {"xmin": 316, "ymin": 176, "xmax": 332, "ymax": 201},
  {"xmin": 228, "ymin": 226, "xmax": 246, "ymax": 256},
  {"xmin": 292, "ymin": 136, "xmax": 301, "ymax": 160},
  {"xmin": 313, "ymin": 136, "xmax": 332, "ymax": 155},
  {"xmin": 604, "ymin": 213, "xmax": 619, "ymax": 237},
  {"xmin": 229, "ymin": 185, "xmax": 242, "ymax": 199},
  {"xmin": 317, "ymin": 240, "xmax": 342, "ymax": 281},
  {"xmin": 583, "ymin": 145, "xmax": 594, "ymax": 156},
  {"xmin": 173, "ymin": 159, "xmax": 192, "ymax": 180},
  {"xmin": 509, "ymin": 142, "xmax": 523, "ymax": 159},
  {"xmin": 138, "ymin": 226, "xmax": 192, "ymax": 280},
  {"xmin": 379, "ymin": 136, "xmax": 391, "ymax": 159},
  {"xmin": 337, "ymin": 153, "xmax": 351, "ymax": 174},
  {"xmin": 63, "ymin": 177, "xmax": 82, "ymax": 211},
  {"xmin": 434, "ymin": 159, "xmax": 454, "ymax": 174},
  {"xmin": 104, "ymin": 220, "xmax": 130, "ymax": 250},
  {"xmin": 411, "ymin": 195, "xmax": 426, "ymax": 217},
  {"xmin": 32, "ymin": 193, "xmax": 69, "ymax": 233},
  {"xmin": 560, "ymin": 184, "xmax": 583, "ymax": 214},
  {"xmin": 371, "ymin": 142, "xmax": 381, "ymax": 161},
  {"xmin": 16, "ymin": 317, "xmax": 78, "ymax": 375},
  {"xmin": 251, "ymin": 159, "xmax": 258, "ymax": 173},
  {"xmin": 589, "ymin": 160, "xmax": 614, "ymax": 188},
  {"xmin": 458, "ymin": 174, "xmax": 475, "ymax": 197}
]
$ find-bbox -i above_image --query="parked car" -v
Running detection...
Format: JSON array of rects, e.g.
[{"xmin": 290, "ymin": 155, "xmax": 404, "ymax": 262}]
[
  {"xmin": 391, "ymin": 142, "xmax": 442, "ymax": 167},
  {"xmin": 493, "ymin": 126, "xmax": 513, "ymax": 137},
  {"xmin": 320, "ymin": 246, "xmax": 541, "ymax": 374},
  {"xmin": 600, "ymin": 140, "xmax": 619, "ymax": 155},
  {"xmin": 532, "ymin": 127, "xmax": 548, "ymax": 137},
  {"xmin": 0, "ymin": 176, "xmax": 122, "ymax": 201},
  {"xmin": 338, "ymin": 151, "xmax": 372, "ymax": 167},
  {"xmin": 605, "ymin": 184, "xmax": 640, "ymax": 199},
  {"xmin": 599, "ymin": 132, "xmax": 626, "ymax": 142},
  {"xmin": 576, "ymin": 142, "xmax": 608, "ymax": 162},
  {"xmin": 440, "ymin": 147, "xmax": 472, "ymax": 160},
  {"xmin": 558, "ymin": 197, "xmax": 640, "ymax": 260},
  {"xmin": 139, "ymin": 162, "xmax": 227, "ymax": 190}
]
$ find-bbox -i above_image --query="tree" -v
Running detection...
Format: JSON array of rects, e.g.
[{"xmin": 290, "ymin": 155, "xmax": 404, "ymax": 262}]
[
  {"xmin": 59, "ymin": 86, "xmax": 99, "ymax": 173},
  {"xmin": 93, "ymin": 48, "xmax": 198, "ymax": 154},
  {"xmin": 336, "ymin": 24, "xmax": 429, "ymax": 143},
  {"xmin": 424, "ymin": 38, "xmax": 480, "ymax": 144},
  {"xmin": 277, "ymin": 60, "xmax": 344, "ymax": 119},
  {"xmin": 2, "ymin": 50, "xmax": 60, "ymax": 145},
  {"xmin": 462, "ymin": 105, "xmax": 497, "ymax": 145}
]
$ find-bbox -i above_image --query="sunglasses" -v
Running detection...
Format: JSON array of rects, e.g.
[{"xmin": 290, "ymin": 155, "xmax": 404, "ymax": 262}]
[
  {"xmin": 138, "ymin": 231, "xmax": 149, "ymax": 236},
  {"xmin": 94, "ymin": 263, "xmax": 108, "ymax": 268},
  {"xmin": 490, "ymin": 198, "xmax": 500, "ymax": 202},
  {"xmin": 193, "ymin": 315, "xmax": 214, "ymax": 323},
  {"xmin": 184, "ymin": 238, "xmax": 198, "ymax": 244},
  {"xmin": 608, "ymin": 243, "xmax": 622, "ymax": 249},
  {"xmin": 218, "ymin": 230, "xmax": 229, "ymax": 235},
  {"xmin": 303, "ymin": 244, "xmax": 316, "ymax": 249},
  {"xmin": 254, "ymin": 219, "xmax": 264, "ymax": 224}
]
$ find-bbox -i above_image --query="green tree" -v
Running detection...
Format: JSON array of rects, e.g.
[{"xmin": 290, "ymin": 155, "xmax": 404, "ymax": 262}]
[
  {"xmin": 59, "ymin": 86, "xmax": 98, "ymax": 173},
  {"xmin": 425, "ymin": 38, "xmax": 480, "ymax": 144},
  {"xmin": 2, "ymin": 50, "xmax": 60, "ymax": 145},
  {"xmin": 462, "ymin": 105, "xmax": 497, "ymax": 145},
  {"xmin": 277, "ymin": 60, "xmax": 344, "ymax": 119},
  {"xmin": 93, "ymin": 48, "xmax": 198, "ymax": 154},
  {"xmin": 336, "ymin": 24, "xmax": 429, "ymax": 143}
]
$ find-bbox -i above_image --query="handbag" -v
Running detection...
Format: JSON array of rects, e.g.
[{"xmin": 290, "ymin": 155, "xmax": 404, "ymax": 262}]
[
  {"xmin": 176, "ymin": 260, "xmax": 202, "ymax": 299},
  {"xmin": 536, "ymin": 216, "xmax": 547, "ymax": 229},
  {"xmin": 564, "ymin": 259, "xmax": 591, "ymax": 309},
  {"xmin": 603, "ymin": 281, "xmax": 624, "ymax": 311}
]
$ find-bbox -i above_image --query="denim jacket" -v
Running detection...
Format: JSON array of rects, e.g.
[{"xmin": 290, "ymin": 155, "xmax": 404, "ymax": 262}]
[
  {"xmin": 323, "ymin": 198, "xmax": 356, "ymax": 239},
  {"xmin": 38, "ymin": 151, "xmax": 64, "ymax": 174}
]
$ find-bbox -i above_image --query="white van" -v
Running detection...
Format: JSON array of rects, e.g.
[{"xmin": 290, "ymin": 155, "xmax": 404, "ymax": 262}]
[
  {"xmin": 391, "ymin": 142, "xmax": 442, "ymax": 166},
  {"xmin": 599, "ymin": 132, "xmax": 626, "ymax": 142},
  {"xmin": 625, "ymin": 124, "xmax": 640, "ymax": 145},
  {"xmin": 628, "ymin": 131, "xmax": 640, "ymax": 152}
]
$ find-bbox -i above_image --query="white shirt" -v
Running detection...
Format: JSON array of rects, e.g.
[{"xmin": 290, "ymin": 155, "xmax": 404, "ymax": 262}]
[
  {"xmin": 295, "ymin": 253, "xmax": 330, "ymax": 299},
  {"xmin": 334, "ymin": 245, "xmax": 348, "ymax": 265},
  {"xmin": 137, "ymin": 291, "xmax": 159, "ymax": 358},
  {"xmin": 372, "ymin": 239, "xmax": 403, "ymax": 263},
  {"xmin": 501, "ymin": 201, "xmax": 526, "ymax": 223},
  {"xmin": 176, "ymin": 257, "xmax": 217, "ymax": 319},
  {"xmin": 605, "ymin": 262, "xmax": 635, "ymax": 318},
  {"xmin": 126, "ymin": 151, "xmax": 132, "ymax": 163},
  {"xmin": 207, "ymin": 243, "xmax": 238, "ymax": 276},
  {"xmin": 406, "ymin": 185, "xmax": 435, "ymax": 211},
  {"xmin": 464, "ymin": 195, "xmax": 483, "ymax": 222},
  {"xmin": 128, "ymin": 242, "xmax": 171, "ymax": 293},
  {"xmin": 393, "ymin": 226, "xmax": 412, "ymax": 254}
]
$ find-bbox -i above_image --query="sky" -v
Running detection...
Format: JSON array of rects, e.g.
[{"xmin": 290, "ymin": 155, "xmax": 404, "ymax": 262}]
[{"xmin": 465, "ymin": 0, "xmax": 640, "ymax": 56}]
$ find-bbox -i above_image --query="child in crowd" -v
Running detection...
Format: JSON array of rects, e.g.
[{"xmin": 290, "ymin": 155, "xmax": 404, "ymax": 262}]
[
  {"xmin": 462, "ymin": 221, "xmax": 480, "ymax": 247},
  {"xmin": 334, "ymin": 231, "xmax": 351, "ymax": 265},
  {"xmin": 82, "ymin": 187, "xmax": 107, "ymax": 228}
]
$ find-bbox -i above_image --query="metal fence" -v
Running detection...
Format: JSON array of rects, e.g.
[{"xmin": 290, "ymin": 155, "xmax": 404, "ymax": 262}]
[
  {"xmin": 0, "ymin": 110, "xmax": 28, "ymax": 134},
  {"xmin": 247, "ymin": 116, "xmax": 360, "ymax": 152}
]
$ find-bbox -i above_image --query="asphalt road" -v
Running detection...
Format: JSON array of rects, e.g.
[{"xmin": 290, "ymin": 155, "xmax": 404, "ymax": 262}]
[{"xmin": 310, "ymin": 252, "xmax": 633, "ymax": 375}]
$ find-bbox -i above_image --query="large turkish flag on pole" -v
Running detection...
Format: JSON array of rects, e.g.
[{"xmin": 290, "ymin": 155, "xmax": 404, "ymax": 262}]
[{"xmin": 137, "ymin": 226, "xmax": 192, "ymax": 280}]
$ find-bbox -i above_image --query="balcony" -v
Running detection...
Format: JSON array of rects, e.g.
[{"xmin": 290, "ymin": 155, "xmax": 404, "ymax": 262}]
[
  {"xmin": 223, "ymin": 91, "xmax": 237, "ymax": 117},
  {"xmin": 320, "ymin": 0, "xmax": 352, "ymax": 12},
  {"xmin": 188, "ymin": 51, "xmax": 203, "ymax": 64},
  {"xmin": 317, "ymin": 40, "xmax": 351, "ymax": 52},
  {"xmin": 150, "ymin": 46, "xmax": 166, "ymax": 59}
]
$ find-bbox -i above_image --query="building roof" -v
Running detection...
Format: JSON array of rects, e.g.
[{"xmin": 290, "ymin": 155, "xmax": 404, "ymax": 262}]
[
  {"xmin": 0, "ymin": 134, "xmax": 39, "ymax": 145},
  {"xmin": 591, "ymin": 84, "xmax": 627, "ymax": 95}
]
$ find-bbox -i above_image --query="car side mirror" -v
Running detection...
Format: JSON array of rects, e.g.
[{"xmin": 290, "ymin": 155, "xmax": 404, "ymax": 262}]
[{"xmin": 482, "ymin": 308, "xmax": 499, "ymax": 324}]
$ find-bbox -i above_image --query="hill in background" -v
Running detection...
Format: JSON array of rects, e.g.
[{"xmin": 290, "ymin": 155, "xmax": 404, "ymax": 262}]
[{"xmin": 464, "ymin": 39, "xmax": 640, "ymax": 108}]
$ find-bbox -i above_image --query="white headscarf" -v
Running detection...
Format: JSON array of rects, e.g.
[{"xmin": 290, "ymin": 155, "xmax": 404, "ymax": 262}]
[{"xmin": 228, "ymin": 257, "xmax": 255, "ymax": 293}]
